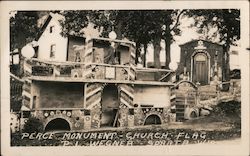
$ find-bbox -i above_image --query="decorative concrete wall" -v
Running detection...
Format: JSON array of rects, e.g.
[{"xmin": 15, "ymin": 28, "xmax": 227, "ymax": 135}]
[
  {"xmin": 35, "ymin": 109, "xmax": 85, "ymax": 131},
  {"xmin": 28, "ymin": 81, "xmax": 172, "ymax": 130},
  {"xmin": 92, "ymin": 40, "xmax": 131, "ymax": 65},
  {"xmin": 118, "ymin": 104, "xmax": 129, "ymax": 127},
  {"xmin": 133, "ymin": 107, "xmax": 169, "ymax": 126},
  {"xmin": 67, "ymin": 36, "xmax": 86, "ymax": 62},
  {"xmin": 90, "ymin": 105, "xmax": 101, "ymax": 129},
  {"xmin": 10, "ymin": 112, "xmax": 20, "ymax": 133},
  {"xmin": 134, "ymin": 85, "xmax": 171, "ymax": 108},
  {"xmin": 171, "ymin": 80, "xmax": 198, "ymax": 121}
]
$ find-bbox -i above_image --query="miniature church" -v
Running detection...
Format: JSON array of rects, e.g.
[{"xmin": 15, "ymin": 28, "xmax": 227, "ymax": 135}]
[{"xmin": 176, "ymin": 39, "xmax": 226, "ymax": 86}]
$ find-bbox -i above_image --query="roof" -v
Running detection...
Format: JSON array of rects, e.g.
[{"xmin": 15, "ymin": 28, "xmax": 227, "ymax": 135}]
[
  {"xmin": 179, "ymin": 39, "xmax": 223, "ymax": 47},
  {"xmin": 21, "ymin": 105, "xmax": 30, "ymax": 111},
  {"xmin": 36, "ymin": 15, "xmax": 52, "ymax": 40},
  {"xmin": 36, "ymin": 13, "xmax": 65, "ymax": 40}
]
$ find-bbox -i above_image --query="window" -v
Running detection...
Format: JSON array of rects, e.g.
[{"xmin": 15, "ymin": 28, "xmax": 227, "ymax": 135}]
[
  {"xmin": 49, "ymin": 26, "xmax": 55, "ymax": 33},
  {"xmin": 50, "ymin": 44, "xmax": 56, "ymax": 58},
  {"xmin": 195, "ymin": 54, "xmax": 206, "ymax": 61}
]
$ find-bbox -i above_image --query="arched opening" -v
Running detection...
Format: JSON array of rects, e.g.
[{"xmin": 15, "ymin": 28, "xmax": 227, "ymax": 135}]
[
  {"xmin": 101, "ymin": 84, "xmax": 119, "ymax": 127},
  {"xmin": 144, "ymin": 114, "xmax": 161, "ymax": 125},
  {"xmin": 45, "ymin": 118, "xmax": 70, "ymax": 132},
  {"xmin": 192, "ymin": 53, "xmax": 209, "ymax": 85},
  {"xmin": 190, "ymin": 111, "xmax": 198, "ymax": 118}
]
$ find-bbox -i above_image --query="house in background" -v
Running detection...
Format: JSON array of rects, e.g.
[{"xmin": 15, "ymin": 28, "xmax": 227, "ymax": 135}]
[
  {"xmin": 35, "ymin": 13, "xmax": 130, "ymax": 64},
  {"xmin": 9, "ymin": 12, "xmax": 88, "ymax": 67},
  {"xmin": 35, "ymin": 13, "xmax": 90, "ymax": 62},
  {"xmin": 36, "ymin": 13, "xmax": 68, "ymax": 61},
  {"xmin": 176, "ymin": 39, "xmax": 226, "ymax": 85},
  {"xmin": 35, "ymin": 13, "xmax": 137, "ymax": 65}
]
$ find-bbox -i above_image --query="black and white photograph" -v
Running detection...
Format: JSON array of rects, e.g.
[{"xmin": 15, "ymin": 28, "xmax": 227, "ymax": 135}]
[{"xmin": 1, "ymin": 1, "xmax": 249, "ymax": 156}]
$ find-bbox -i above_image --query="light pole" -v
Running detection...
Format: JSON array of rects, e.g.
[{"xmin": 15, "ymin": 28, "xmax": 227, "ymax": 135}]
[
  {"xmin": 169, "ymin": 61, "xmax": 178, "ymax": 82},
  {"xmin": 19, "ymin": 44, "xmax": 35, "ymax": 132},
  {"xmin": 21, "ymin": 44, "xmax": 35, "ymax": 59},
  {"xmin": 108, "ymin": 31, "xmax": 117, "ymax": 40}
]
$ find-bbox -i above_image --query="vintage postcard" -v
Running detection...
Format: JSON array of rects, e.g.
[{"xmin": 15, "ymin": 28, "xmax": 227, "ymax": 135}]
[{"xmin": 1, "ymin": 1, "xmax": 249, "ymax": 156}]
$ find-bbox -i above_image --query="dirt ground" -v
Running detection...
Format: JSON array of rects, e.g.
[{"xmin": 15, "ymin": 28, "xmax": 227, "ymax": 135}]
[
  {"xmin": 11, "ymin": 119, "xmax": 240, "ymax": 146},
  {"xmin": 11, "ymin": 101, "xmax": 241, "ymax": 146}
]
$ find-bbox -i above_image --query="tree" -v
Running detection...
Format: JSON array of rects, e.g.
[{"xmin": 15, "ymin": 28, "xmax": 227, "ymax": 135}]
[
  {"xmin": 60, "ymin": 10, "xmax": 90, "ymax": 37},
  {"xmin": 162, "ymin": 10, "xmax": 185, "ymax": 69},
  {"xmin": 10, "ymin": 11, "xmax": 40, "ymax": 51},
  {"xmin": 144, "ymin": 11, "xmax": 165, "ymax": 70},
  {"xmin": 121, "ymin": 10, "xmax": 184, "ymax": 69},
  {"xmin": 124, "ymin": 11, "xmax": 161, "ymax": 66},
  {"xmin": 60, "ymin": 10, "xmax": 184, "ymax": 70},
  {"xmin": 10, "ymin": 11, "xmax": 41, "ymax": 77},
  {"xmin": 123, "ymin": 10, "xmax": 183, "ymax": 69},
  {"xmin": 23, "ymin": 117, "xmax": 43, "ymax": 133},
  {"xmin": 186, "ymin": 9, "xmax": 240, "ymax": 81}
]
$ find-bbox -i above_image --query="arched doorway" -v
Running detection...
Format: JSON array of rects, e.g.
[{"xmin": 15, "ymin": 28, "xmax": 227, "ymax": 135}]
[
  {"xmin": 101, "ymin": 84, "xmax": 119, "ymax": 127},
  {"xmin": 45, "ymin": 118, "xmax": 71, "ymax": 132},
  {"xmin": 190, "ymin": 111, "xmax": 198, "ymax": 118},
  {"xmin": 192, "ymin": 53, "xmax": 209, "ymax": 85},
  {"xmin": 144, "ymin": 114, "xmax": 161, "ymax": 125}
]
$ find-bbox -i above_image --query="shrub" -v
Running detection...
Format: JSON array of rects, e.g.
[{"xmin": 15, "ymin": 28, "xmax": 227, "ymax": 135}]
[
  {"xmin": 217, "ymin": 101, "xmax": 241, "ymax": 116},
  {"xmin": 213, "ymin": 101, "xmax": 241, "ymax": 117},
  {"xmin": 23, "ymin": 117, "xmax": 44, "ymax": 133}
]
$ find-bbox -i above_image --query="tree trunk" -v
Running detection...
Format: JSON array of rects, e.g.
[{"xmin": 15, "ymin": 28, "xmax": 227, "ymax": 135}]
[
  {"xmin": 153, "ymin": 38, "xmax": 161, "ymax": 69},
  {"xmin": 17, "ymin": 38, "xmax": 25, "ymax": 78},
  {"xmin": 223, "ymin": 44, "xmax": 230, "ymax": 82},
  {"xmin": 16, "ymin": 33, "xmax": 26, "ymax": 78},
  {"xmin": 221, "ymin": 43, "xmax": 230, "ymax": 91},
  {"xmin": 164, "ymin": 35, "xmax": 171, "ymax": 69},
  {"xmin": 143, "ymin": 44, "xmax": 147, "ymax": 67},
  {"xmin": 115, "ymin": 21, "xmax": 122, "ymax": 40},
  {"xmin": 18, "ymin": 48, "xmax": 24, "ymax": 78},
  {"xmin": 153, "ymin": 38, "xmax": 161, "ymax": 80},
  {"xmin": 135, "ymin": 44, "xmax": 140, "ymax": 65}
]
